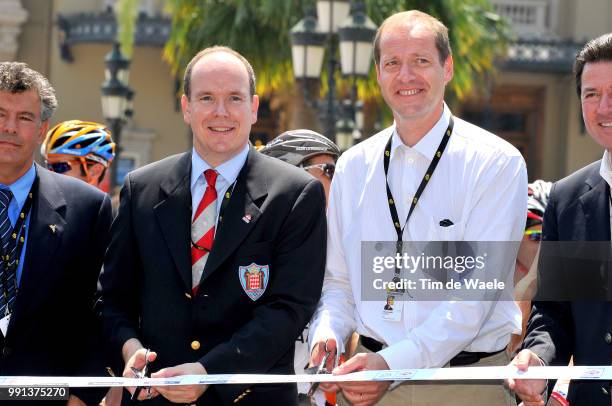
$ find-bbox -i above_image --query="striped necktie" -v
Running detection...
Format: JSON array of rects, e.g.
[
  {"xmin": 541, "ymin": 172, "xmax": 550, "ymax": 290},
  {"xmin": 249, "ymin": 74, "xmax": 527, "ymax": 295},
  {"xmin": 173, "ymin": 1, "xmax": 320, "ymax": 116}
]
[
  {"xmin": 0, "ymin": 187, "xmax": 16, "ymax": 317},
  {"xmin": 191, "ymin": 169, "xmax": 218, "ymax": 294}
]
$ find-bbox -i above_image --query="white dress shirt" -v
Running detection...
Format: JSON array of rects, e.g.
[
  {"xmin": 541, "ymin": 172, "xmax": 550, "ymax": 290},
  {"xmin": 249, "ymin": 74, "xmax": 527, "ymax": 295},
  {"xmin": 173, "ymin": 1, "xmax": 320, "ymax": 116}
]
[
  {"xmin": 190, "ymin": 144, "xmax": 249, "ymax": 222},
  {"xmin": 309, "ymin": 104, "xmax": 528, "ymax": 370}
]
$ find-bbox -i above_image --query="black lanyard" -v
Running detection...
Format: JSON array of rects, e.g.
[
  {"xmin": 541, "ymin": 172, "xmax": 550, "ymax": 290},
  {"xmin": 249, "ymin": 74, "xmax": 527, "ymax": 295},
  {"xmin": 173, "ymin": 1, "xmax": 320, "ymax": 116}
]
[
  {"xmin": 383, "ymin": 116, "xmax": 454, "ymax": 255},
  {"xmin": 1, "ymin": 180, "xmax": 36, "ymax": 314},
  {"xmin": 217, "ymin": 181, "xmax": 236, "ymax": 225}
]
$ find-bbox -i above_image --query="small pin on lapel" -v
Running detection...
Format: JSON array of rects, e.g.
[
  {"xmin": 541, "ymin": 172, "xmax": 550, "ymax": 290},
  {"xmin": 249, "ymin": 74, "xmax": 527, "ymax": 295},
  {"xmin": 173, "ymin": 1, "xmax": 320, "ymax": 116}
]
[
  {"xmin": 242, "ymin": 214, "xmax": 252, "ymax": 224},
  {"xmin": 49, "ymin": 224, "xmax": 57, "ymax": 234}
]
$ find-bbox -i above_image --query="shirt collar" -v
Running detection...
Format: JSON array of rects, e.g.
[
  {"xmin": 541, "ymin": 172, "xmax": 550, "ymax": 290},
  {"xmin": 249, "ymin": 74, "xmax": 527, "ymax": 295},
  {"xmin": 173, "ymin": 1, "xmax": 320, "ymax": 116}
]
[
  {"xmin": 600, "ymin": 150, "xmax": 612, "ymax": 190},
  {"xmin": 191, "ymin": 144, "xmax": 249, "ymax": 188},
  {"xmin": 0, "ymin": 164, "xmax": 36, "ymax": 210},
  {"xmin": 390, "ymin": 103, "xmax": 451, "ymax": 161}
]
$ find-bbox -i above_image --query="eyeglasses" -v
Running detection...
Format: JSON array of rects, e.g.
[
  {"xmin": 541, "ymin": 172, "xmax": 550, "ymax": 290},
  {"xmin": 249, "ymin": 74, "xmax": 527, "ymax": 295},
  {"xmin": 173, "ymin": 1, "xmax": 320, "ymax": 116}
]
[
  {"xmin": 46, "ymin": 161, "xmax": 73, "ymax": 174},
  {"xmin": 524, "ymin": 229, "xmax": 542, "ymax": 242},
  {"xmin": 302, "ymin": 163, "xmax": 335, "ymax": 179},
  {"xmin": 46, "ymin": 157, "xmax": 93, "ymax": 179}
]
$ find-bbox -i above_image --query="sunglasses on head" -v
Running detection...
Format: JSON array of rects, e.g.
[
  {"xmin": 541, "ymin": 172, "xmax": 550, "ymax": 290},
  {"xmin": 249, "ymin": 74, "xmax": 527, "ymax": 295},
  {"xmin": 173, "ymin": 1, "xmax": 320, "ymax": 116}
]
[
  {"xmin": 524, "ymin": 229, "xmax": 542, "ymax": 242},
  {"xmin": 301, "ymin": 163, "xmax": 335, "ymax": 179}
]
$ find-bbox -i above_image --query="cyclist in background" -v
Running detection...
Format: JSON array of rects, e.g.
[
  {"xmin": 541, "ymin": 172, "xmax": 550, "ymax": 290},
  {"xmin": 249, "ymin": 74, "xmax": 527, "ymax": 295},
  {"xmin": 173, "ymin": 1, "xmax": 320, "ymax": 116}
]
[
  {"xmin": 260, "ymin": 129, "xmax": 341, "ymax": 405},
  {"xmin": 41, "ymin": 120, "xmax": 115, "ymax": 191},
  {"xmin": 260, "ymin": 129, "xmax": 339, "ymax": 204},
  {"xmin": 511, "ymin": 180, "xmax": 568, "ymax": 406},
  {"xmin": 41, "ymin": 119, "xmax": 120, "ymax": 406}
]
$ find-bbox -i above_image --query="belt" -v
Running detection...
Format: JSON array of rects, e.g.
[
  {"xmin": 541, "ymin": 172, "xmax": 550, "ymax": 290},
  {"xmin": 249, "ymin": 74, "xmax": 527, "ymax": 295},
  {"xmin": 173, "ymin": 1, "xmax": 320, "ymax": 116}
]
[
  {"xmin": 360, "ymin": 335, "xmax": 384, "ymax": 352},
  {"xmin": 360, "ymin": 336, "xmax": 504, "ymax": 367},
  {"xmin": 448, "ymin": 349, "xmax": 505, "ymax": 366}
]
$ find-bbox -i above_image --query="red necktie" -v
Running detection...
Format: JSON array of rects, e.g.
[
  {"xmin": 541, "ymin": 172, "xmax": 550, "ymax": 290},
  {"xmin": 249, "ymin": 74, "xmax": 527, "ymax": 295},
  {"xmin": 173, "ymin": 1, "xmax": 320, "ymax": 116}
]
[{"xmin": 191, "ymin": 169, "xmax": 217, "ymax": 294}]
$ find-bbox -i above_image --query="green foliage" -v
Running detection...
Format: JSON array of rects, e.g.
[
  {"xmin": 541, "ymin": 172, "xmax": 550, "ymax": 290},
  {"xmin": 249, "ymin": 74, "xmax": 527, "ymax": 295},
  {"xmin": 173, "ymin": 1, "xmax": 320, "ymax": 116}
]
[
  {"xmin": 115, "ymin": 0, "xmax": 139, "ymax": 57},
  {"xmin": 164, "ymin": 0, "xmax": 303, "ymax": 95},
  {"xmin": 161, "ymin": 0, "xmax": 512, "ymax": 117},
  {"xmin": 365, "ymin": 0, "xmax": 511, "ymax": 100}
]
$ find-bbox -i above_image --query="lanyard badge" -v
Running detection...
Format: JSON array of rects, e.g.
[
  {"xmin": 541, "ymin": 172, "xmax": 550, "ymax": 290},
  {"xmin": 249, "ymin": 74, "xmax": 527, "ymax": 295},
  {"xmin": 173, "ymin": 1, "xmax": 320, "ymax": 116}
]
[{"xmin": 380, "ymin": 117, "xmax": 454, "ymax": 322}]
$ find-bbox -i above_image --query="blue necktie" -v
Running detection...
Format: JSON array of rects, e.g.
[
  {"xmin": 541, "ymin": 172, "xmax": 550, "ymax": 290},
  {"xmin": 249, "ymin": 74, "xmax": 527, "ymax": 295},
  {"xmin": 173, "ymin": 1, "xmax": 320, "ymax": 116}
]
[{"xmin": 0, "ymin": 187, "xmax": 16, "ymax": 317}]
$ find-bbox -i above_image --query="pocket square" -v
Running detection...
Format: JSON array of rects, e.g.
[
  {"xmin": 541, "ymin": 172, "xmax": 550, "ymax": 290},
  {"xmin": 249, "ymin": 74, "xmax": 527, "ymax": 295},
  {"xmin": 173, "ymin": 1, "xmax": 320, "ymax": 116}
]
[{"xmin": 439, "ymin": 219, "xmax": 454, "ymax": 227}]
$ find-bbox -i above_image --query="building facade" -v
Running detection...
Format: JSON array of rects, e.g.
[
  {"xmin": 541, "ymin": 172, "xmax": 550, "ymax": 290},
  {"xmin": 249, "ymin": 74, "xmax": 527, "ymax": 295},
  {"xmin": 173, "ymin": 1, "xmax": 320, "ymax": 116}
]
[
  {"xmin": 467, "ymin": 0, "xmax": 612, "ymax": 180},
  {"xmin": 4, "ymin": 0, "xmax": 612, "ymax": 182}
]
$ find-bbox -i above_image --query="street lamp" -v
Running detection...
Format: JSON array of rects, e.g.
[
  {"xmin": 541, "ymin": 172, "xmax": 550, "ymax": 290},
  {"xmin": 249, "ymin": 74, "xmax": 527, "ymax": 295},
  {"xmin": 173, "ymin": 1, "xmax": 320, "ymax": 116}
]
[
  {"xmin": 336, "ymin": 117, "xmax": 355, "ymax": 151},
  {"xmin": 101, "ymin": 42, "xmax": 132, "ymax": 189},
  {"xmin": 316, "ymin": 0, "xmax": 351, "ymax": 34},
  {"xmin": 290, "ymin": 9, "xmax": 326, "ymax": 80},
  {"xmin": 338, "ymin": 2, "xmax": 377, "ymax": 77},
  {"xmin": 290, "ymin": 1, "xmax": 375, "ymax": 148}
]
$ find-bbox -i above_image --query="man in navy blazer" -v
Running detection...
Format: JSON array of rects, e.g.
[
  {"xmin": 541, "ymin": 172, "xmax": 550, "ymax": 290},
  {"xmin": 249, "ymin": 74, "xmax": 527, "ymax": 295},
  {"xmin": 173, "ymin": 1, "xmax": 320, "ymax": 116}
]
[
  {"xmin": 99, "ymin": 46, "xmax": 326, "ymax": 405},
  {"xmin": 509, "ymin": 33, "xmax": 612, "ymax": 406},
  {"xmin": 0, "ymin": 63, "xmax": 112, "ymax": 405}
]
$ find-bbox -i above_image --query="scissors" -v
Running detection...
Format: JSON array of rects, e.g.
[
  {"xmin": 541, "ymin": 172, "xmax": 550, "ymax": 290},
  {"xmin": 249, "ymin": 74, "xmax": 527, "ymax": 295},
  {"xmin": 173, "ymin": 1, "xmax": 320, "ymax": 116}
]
[
  {"xmin": 130, "ymin": 348, "xmax": 152, "ymax": 401},
  {"xmin": 306, "ymin": 340, "xmax": 334, "ymax": 397}
]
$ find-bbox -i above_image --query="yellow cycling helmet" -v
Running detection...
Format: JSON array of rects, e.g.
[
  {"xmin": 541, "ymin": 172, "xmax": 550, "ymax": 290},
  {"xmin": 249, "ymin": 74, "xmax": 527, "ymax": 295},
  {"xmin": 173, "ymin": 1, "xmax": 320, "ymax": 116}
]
[{"xmin": 41, "ymin": 120, "xmax": 115, "ymax": 166}]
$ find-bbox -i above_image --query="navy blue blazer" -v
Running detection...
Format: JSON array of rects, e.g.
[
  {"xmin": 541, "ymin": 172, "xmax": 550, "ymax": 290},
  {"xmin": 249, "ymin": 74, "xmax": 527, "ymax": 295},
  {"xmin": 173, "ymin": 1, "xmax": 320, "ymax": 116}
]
[
  {"xmin": 99, "ymin": 148, "xmax": 327, "ymax": 406},
  {"xmin": 524, "ymin": 160, "xmax": 612, "ymax": 405},
  {"xmin": 0, "ymin": 165, "xmax": 112, "ymax": 405}
]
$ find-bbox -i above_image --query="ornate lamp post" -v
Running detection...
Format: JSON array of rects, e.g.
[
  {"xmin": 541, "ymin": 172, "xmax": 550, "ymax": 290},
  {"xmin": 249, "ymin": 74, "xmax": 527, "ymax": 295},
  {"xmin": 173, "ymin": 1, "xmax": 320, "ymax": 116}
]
[
  {"xmin": 100, "ymin": 42, "xmax": 132, "ymax": 189},
  {"xmin": 290, "ymin": 1, "xmax": 375, "ymax": 149}
]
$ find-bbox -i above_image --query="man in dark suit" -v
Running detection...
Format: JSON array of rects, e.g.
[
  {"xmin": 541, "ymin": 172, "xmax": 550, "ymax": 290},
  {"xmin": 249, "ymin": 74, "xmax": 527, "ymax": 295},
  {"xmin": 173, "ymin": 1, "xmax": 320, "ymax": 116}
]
[
  {"xmin": 509, "ymin": 33, "xmax": 612, "ymax": 406},
  {"xmin": 0, "ymin": 62, "xmax": 112, "ymax": 405},
  {"xmin": 99, "ymin": 46, "xmax": 326, "ymax": 405}
]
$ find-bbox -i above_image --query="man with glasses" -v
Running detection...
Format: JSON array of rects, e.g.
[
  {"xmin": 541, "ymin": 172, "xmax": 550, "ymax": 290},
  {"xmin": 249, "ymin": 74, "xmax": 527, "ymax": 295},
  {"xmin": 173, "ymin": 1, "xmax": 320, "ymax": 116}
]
[
  {"xmin": 41, "ymin": 120, "xmax": 121, "ymax": 405},
  {"xmin": 260, "ymin": 129, "xmax": 340, "ymax": 406},
  {"xmin": 41, "ymin": 120, "xmax": 115, "ymax": 191},
  {"xmin": 259, "ymin": 129, "xmax": 339, "ymax": 204},
  {"xmin": 0, "ymin": 62, "xmax": 111, "ymax": 405}
]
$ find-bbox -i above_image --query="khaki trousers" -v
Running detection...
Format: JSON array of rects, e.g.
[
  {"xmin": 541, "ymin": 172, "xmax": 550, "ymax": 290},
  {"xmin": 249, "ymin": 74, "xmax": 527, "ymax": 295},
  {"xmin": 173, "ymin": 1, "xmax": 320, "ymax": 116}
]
[{"xmin": 338, "ymin": 341, "xmax": 517, "ymax": 406}]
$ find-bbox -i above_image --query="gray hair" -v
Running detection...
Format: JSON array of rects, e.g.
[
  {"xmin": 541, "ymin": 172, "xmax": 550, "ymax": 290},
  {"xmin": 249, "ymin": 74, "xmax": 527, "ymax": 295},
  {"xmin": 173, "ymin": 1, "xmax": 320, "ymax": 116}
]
[{"xmin": 0, "ymin": 62, "xmax": 57, "ymax": 121}]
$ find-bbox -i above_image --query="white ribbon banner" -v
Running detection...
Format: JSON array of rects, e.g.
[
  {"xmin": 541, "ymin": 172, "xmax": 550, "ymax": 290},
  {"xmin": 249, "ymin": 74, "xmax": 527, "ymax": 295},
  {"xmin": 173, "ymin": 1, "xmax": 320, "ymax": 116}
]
[{"xmin": 0, "ymin": 366, "xmax": 611, "ymax": 387}]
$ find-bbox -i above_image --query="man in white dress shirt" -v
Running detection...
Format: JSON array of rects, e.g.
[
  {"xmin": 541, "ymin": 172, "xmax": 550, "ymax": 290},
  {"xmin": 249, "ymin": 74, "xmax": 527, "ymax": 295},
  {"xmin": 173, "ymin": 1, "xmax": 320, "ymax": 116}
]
[{"xmin": 309, "ymin": 10, "xmax": 527, "ymax": 406}]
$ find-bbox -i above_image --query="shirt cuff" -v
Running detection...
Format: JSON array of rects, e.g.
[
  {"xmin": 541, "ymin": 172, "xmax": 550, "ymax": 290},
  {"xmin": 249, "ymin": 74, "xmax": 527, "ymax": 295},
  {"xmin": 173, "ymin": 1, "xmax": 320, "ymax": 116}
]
[{"xmin": 378, "ymin": 339, "xmax": 420, "ymax": 371}]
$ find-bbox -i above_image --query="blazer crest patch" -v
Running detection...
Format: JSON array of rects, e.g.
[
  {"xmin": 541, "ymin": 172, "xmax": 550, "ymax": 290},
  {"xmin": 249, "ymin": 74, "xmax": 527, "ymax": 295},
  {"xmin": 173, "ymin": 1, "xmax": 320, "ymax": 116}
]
[{"xmin": 238, "ymin": 263, "xmax": 269, "ymax": 301}]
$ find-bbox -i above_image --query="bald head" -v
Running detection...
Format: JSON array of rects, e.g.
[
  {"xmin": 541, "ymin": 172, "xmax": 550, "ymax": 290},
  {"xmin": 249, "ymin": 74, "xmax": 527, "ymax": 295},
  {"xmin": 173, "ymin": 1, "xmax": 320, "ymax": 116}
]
[
  {"xmin": 373, "ymin": 10, "xmax": 451, "ymax": 66},
  {"xmin": 183, "ymin": 46, "xmax": 256, "ymax": 99}
]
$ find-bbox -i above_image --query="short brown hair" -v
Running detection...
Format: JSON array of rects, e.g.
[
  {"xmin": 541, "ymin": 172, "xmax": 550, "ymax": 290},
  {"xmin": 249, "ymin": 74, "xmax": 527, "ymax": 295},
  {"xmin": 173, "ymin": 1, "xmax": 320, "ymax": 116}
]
[
  {"xmin": 0, "ymin": 62, "xmax": 57, "ymax": 121},
  {"xmin": 574, "ymin": 33, "xmax": 612, "ymax": 98},
  {"xmin": 373, "ymin": 10, "xmax": 451, "ymax": 66},
  {"xmin": 183, "ymin": 46, "xmax": 256, "ymax": 99}
]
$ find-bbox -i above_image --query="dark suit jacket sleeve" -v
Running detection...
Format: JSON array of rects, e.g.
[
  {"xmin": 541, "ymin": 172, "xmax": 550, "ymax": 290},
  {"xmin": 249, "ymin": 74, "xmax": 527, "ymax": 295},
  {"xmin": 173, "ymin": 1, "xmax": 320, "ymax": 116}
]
[
  {"xmin": 99, "ymin": 175, "xmax": 143, "ymax": 359},
  {"xmin": 523, "ymin": 182, "xmax": 574, "ymax": 367},
  {"xmin": 72, "ymin": 192, "xmax": 113, "ymax": 405},
  {"xmin": 201, "ymin": 178, "xmax": 326, "ymax": 397}
]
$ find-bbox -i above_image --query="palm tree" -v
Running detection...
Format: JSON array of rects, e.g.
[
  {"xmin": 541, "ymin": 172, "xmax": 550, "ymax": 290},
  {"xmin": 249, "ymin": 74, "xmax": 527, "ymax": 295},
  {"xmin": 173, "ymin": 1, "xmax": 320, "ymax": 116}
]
[{"xmin": 122, "ymin": 0, "xmax": 512, "ymax": 134}]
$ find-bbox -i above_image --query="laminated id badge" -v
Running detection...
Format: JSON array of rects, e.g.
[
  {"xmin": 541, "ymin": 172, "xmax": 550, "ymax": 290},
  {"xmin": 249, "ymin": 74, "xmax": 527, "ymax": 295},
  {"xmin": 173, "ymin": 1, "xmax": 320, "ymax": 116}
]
[{"xmin": 381, "ymin": 294, "xmax": 402, "ymax": 322}]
